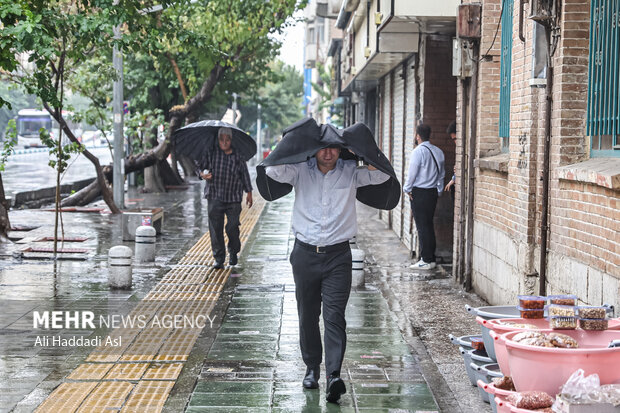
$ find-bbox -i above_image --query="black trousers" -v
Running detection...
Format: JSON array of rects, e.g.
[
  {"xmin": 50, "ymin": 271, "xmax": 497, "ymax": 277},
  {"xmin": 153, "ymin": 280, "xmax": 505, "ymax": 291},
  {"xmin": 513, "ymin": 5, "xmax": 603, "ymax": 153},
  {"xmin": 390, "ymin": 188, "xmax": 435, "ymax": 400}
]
[
  {"xmin": 207, "ymin": 199, "xmax": 242, "ymax": 263},
  {"xmin": 290, "ymin": 240, "xmax": 352, "ymax": 377},
  {"xmin": 410, "ymin": 187, "xmax": 439, "ymax": 263}
]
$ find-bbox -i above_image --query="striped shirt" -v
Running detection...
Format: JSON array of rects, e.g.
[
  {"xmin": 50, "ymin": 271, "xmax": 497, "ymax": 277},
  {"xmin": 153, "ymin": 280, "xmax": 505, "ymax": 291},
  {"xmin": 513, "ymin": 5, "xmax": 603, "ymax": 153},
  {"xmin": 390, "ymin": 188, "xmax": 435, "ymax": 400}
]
[{"xmin": 196, "ymin": 148, "xmax": 252, "ymax": 203}]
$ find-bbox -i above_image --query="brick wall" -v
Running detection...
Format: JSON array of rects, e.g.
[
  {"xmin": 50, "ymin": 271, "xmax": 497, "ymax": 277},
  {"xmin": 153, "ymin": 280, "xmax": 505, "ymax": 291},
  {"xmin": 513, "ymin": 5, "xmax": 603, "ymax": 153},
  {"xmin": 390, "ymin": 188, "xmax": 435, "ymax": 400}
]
[{"xmin": 456, "ymin": 0, "xmax": 619, "ymax": 306}]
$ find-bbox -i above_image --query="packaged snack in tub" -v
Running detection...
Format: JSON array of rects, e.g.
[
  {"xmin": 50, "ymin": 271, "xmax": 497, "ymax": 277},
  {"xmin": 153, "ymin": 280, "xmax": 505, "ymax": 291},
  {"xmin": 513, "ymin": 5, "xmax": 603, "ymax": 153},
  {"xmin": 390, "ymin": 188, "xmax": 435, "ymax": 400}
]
[
  {"xmin": 579, "ymin": 318, "xmax": 608, "ymax": 331},
  {"xmin": 547, "ymin": 332, "xmax": 579, "ymax": 348},
  {"xmin": 547, "ymin": 294, "xmax": 577, "ymax": 305},
  {"xmin": 507, "ymin": 390, "xmax": 554, "ymax": 409},
  {"xmin": 517, "ymin": 306, "xmax": 544, "ymax": 319},
  {"xmin": 518, "ymin": 295, "xmax": 546, "ymax": 309},
  {"xmin": 578, "ymin": 305, "xmax": 607, "ymax": 319},
  {"xmin": 512, "ymin": 331, "xmax": 546, "ymax": 342},
  {"xmin": 548, "ymin": 316, "xmax": 577, "ymax": 330},
  {"xmin": 547, "ymin": 304, "xmax": 576, "ymax": 317},
  {"xmin": 492, "ymin": 376, "xmax": 516, "ymax": 391},
  {"xmin": 504, "ymin": 322, "xmax": 539, "ymax": 329},
  {"xmin": 470, "ymin": 336, "xmax": 485, "ymax": 351}
]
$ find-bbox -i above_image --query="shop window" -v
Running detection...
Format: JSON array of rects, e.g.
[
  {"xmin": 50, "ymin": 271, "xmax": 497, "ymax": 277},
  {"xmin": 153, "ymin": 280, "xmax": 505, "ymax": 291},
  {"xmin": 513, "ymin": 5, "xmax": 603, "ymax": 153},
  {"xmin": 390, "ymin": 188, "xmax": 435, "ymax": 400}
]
[
  {"xmin": 587, "ymin": 0, "xmax": 620, "ymax": 157},
  {"xmin": 499, "ymin": 0, "xmax": 514, "ymax": 152}
]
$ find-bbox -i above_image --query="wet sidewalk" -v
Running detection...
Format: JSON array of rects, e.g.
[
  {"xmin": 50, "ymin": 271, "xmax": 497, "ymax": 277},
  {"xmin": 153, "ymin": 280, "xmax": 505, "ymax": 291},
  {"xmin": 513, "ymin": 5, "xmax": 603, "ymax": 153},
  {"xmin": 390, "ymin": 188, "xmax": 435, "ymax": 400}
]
[
  {"xmin": 180, "ymin": 195, "xmax": 439, "ymax": 412},
  {"xmin": 0, "ymin": 178, "xmax": 489, "ymax": 412}
]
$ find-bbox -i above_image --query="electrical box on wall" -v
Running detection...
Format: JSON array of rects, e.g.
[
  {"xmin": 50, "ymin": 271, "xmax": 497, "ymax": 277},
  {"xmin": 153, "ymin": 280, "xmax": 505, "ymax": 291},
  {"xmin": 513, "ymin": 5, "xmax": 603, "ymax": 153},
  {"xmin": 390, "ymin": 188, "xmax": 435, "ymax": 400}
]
[
  {"xmin": 530, "ymin": 0, "xmax": 555, "ymax": 22},
  {"xmin": 452, "ymin": 38, "xmax": 473, "ymax": 78},
  {"xmin": 457, "ymin": 3, "xmax": 482, "ymax": 40}
]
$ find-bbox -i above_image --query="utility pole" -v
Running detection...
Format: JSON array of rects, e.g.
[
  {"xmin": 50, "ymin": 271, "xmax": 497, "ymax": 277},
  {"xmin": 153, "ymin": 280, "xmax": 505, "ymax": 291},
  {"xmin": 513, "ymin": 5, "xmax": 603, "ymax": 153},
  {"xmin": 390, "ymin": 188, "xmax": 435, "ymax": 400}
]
[
  {"xmin": 232, "ymin": 93, "xmax": 238, "ymax": 126},
  {"xmin": 256, "ymin": 103, "xmax": 262, "ymax": 163},
  {"xmin": 112, "ymin": 25, "xmax": 124, "ymax": 210}
]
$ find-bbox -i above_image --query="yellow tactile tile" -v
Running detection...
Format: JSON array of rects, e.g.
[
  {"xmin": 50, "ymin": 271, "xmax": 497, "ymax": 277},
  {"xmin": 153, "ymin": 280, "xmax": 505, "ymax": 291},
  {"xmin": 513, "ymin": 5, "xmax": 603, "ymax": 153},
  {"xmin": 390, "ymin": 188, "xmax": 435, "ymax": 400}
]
[
  {"xmin": 104, "ymin": 363, "xmax": 150, "ymax": 381},
  {"xmin": 142, "ymin": 363, "xmax": 184, "ymax": 380},
  {"xmin": 37, "ymin": 197, "xmax": 265, "ymax": 412},
  {"xmin": 76, "ymin": 381, "xmax": 134, "ymax": 412},
  {"xmin": 67, "ymin": 363, "xmax": 114, "ymax": 380},
  {"xmin": 34, "ymin": 382, "xmax": 97, "ymax": 413},
  {"xmin": 120, "ymin": 380, "xmax": 175, "ymax": 412}
]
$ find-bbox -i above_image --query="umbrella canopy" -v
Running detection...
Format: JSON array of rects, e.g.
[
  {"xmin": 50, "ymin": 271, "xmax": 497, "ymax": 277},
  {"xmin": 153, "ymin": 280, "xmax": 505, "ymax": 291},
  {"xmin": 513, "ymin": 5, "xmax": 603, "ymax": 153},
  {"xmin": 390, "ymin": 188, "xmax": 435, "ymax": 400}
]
[
  {"xmin": 172, "ymin": 120, "xmax": 257, "ymax": 162},
  {"xmin": 256, "ymin": 118, "xmax": 401, "ymax": 210}
]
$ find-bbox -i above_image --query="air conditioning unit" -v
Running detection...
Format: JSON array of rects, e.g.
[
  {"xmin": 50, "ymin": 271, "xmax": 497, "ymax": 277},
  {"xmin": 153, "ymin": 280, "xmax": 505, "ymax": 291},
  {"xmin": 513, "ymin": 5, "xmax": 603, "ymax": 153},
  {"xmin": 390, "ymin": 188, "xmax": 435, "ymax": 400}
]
[{"xmin": 530, "ymin": 0, "xmax": 556, "ymax": 23}]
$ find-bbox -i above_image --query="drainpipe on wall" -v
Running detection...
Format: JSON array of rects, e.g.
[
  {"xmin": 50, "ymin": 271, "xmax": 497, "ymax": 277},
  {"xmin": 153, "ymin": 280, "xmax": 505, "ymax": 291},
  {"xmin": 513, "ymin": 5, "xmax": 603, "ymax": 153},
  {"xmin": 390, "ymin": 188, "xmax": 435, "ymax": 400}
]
[
  {"xmin": 538, "ymin": 26, "xmax": 554, "ymax": 296},
  {"xmin": 464, "ymin": 41, "xmax": 480, "ymax": 292},
  {"xmin": 456, "ymin": 77, "xmax": 469, "ymax": 285}
]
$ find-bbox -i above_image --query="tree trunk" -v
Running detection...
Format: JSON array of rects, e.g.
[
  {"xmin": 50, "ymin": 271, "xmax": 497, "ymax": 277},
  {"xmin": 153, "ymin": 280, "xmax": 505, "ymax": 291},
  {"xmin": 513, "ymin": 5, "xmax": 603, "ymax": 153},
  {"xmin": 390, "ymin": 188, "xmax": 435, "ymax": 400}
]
[
  {"xmin": 143, "ymin": 164, "xmax": 166, "ymax": 193},
  {"xmin": 0, "ymin": 173, "xmax": 11, "ymax": 242},
  {"xmin": 179, "ymin": 155, "xmax": 196, "ymax": 179},
  {"xmin": 61, "ymin": 179, "xmax": 100, "ymax": 207},
  {"xmin": 160, "ymin": 159, "xmax": 184, "ymax": 186},
  {"xmin": 59, "ymin": 64, "xmax": 227, "ymax": 206},
  {"xmin": 43, "ymin": 103, "xmax": 121, "ymax": 214}
]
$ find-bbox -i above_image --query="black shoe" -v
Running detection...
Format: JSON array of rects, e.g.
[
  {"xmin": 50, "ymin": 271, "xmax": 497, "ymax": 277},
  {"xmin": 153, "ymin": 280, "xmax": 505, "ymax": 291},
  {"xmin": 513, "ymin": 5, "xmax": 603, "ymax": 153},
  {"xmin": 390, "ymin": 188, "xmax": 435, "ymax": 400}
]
[
  {"xmin": 213, "ymin": 261, "xmax": 224, "ymax": 269},
  {"xmin": 229, "ymin": 254, "xmax": 238, "ymax": 266},
  {"xmin": 302, "ymin": 367, "xmax": 319, "ymax": 389},
  {"xmin": 325, "ymin": 375, "xmax": 346, "ymax": 403}
]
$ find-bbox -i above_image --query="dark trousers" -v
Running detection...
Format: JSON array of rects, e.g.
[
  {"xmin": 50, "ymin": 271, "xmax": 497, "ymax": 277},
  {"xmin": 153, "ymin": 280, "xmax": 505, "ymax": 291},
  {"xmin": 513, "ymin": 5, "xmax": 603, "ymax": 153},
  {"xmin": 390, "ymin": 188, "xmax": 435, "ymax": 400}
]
[
  {"xmin": 207, "ymin": 199, "xmax": 242, "ymax": 263},
  {"xmin": 290, "ymin": 240, "xmax": 352, "ymax": 377},
  {"xmin": 410, "ymin": 187, "xmax": 439, "ymax": 263}
]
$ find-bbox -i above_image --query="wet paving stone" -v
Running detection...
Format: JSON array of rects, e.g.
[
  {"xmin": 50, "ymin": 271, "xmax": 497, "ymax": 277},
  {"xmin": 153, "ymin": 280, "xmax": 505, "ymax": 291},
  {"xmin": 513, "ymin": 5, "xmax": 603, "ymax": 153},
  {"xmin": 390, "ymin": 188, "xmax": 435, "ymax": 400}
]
[{"xmin": 189, "ymin": 196, "xmax": 439, "ymax": 412}]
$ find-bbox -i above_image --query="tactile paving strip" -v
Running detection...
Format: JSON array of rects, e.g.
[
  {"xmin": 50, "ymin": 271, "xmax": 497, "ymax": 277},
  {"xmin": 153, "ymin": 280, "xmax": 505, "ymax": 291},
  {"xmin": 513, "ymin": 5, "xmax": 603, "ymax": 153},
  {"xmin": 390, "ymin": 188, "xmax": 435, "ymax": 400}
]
[
  {"xmin": 35, "ymin": 197, "xmax": 264, "ymax": 412},
  {"xmin": 67, "ymin": 363, "xmax": 114, "ymax": 381},
  {"xmin": 120, "ymin": 380, "xmax": 175, "ymax": 412},
  {"xmin": 76, "ymin": 381, "xmax": 134, "ymax": 412}
]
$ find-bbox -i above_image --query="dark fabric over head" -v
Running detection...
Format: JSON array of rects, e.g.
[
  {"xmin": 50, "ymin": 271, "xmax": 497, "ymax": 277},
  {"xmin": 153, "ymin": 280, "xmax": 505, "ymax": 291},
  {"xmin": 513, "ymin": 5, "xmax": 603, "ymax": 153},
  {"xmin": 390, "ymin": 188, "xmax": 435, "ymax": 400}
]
[{"xmin": 256, "ymin": 118, "xmax": 401, "ymax": 210}]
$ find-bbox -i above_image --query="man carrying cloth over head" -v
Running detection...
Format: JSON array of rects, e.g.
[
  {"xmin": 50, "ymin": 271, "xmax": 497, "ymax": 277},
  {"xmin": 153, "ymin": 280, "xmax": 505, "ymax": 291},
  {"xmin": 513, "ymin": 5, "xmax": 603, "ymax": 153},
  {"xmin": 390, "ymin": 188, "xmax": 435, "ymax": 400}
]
[
  {"xmin": 196, "ymin": 127, "xmax": 253, "ymax": 269},
  {"xmin": 265, "ymin": 143, "xmax": 389, "ymax": 403}
]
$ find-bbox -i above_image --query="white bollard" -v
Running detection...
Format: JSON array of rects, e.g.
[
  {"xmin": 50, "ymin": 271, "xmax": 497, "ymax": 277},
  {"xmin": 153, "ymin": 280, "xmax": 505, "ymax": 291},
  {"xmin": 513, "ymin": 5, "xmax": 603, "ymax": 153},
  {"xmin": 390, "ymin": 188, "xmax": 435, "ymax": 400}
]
[
  {"xmin": 351, "ymin": 248, "xmax": 365, "ymax": 288},
  {"xmin": 135, "ymin": 225, "xmax": 156, "ymax": 262},
  {"xmin": 349, "ymin": 236, "xmax": 357, "ymax": 249},
  {"xmin": 108, "ymin": 245, "xmax": 133, "ymax": 289}
]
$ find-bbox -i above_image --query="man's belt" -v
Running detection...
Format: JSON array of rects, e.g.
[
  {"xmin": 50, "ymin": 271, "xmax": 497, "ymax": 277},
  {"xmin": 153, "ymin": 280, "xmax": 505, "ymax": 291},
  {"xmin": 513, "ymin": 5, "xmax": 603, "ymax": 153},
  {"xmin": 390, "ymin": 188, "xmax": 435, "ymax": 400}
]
[{"xmin": 295, "ymin": 239, "xmax": 350, "ymax": 254}]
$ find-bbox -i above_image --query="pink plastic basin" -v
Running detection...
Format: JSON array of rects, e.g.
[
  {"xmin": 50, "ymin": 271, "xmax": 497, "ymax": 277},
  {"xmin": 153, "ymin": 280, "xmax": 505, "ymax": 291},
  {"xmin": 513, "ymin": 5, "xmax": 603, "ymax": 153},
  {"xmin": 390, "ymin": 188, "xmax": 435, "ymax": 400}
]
[
  {"xmin": 486, "ymin": 317, "xmax": 620, "ymax": 376},
  {"xmin": 494, "ymin": 396, "xmax": 512, "ymax": 413},
  {"xmin": 501, "ymin": 329, "xmax": 620, "ymax": 397},
  {"xmin": 490, "ymin": 329, "xmax": 511, "ymax": 376},
  {"xmin": 483, "ymin": 380, "xmax": 518, "ymax": 399}
]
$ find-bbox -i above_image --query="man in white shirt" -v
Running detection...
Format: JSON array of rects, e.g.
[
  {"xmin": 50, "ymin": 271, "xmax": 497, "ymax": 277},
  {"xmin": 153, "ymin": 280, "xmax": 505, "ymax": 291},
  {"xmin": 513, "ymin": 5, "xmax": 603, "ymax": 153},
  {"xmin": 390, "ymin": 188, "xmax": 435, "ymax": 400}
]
[
  {"xmin": 266, "ymin": 146, "xmax": 389, "ymax": 403},
  {"xmin": 403, "ymin": 124, "xmax": 446, "ymax": 270}
]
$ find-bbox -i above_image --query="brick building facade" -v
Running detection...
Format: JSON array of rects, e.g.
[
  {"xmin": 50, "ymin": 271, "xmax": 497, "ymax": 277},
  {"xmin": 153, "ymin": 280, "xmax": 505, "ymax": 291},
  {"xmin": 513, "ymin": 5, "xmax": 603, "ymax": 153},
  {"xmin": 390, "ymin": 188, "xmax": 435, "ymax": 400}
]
[{"xmin": 454, "ymin": 0, "xmax": 619, "ymax": 308}]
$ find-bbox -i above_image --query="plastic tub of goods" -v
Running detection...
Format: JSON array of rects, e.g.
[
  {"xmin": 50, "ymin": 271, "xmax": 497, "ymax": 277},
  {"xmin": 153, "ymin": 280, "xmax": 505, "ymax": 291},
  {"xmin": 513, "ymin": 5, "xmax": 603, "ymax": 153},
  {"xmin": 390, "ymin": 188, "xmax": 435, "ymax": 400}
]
[
  {"xmin": 471, "ymin": 360, "xmax": 502, "ymax": 404},
  {"xmin": 486, "ymin": 317, "xmax": 620, "ymax": 376},
  {"xmin": 464, "ymin": 348, "xmax": 494, "ymax": 387},
  {"xmin": 494, "ymin": 396, "xmax": 512, "ymax": 413},
  {"xmin": 449, "ymin": 334, "xmax": 487, "ymax": 386},
  {"xmin": 499, "ymin": 329, "xmax": 620, "ymax": 397},
  {"xmin": 468, "ymin": 305, "xmax": 521, "ymax": 362},
  {"xmin": 478, "ymin": 380, "xmax": 518, "ymax": 413},
  {"xmin": 471, "ymin": 362, "xmax": 491, "ymax": 402}
]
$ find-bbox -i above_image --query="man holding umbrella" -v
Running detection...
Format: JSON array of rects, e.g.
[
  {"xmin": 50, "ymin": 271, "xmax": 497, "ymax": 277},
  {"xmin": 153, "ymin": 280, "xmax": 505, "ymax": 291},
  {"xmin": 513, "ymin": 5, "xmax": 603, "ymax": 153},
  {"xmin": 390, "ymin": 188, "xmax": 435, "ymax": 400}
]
[{"xmin": 197, "ymin": 127, "xmax": 253, "ymax": 269}]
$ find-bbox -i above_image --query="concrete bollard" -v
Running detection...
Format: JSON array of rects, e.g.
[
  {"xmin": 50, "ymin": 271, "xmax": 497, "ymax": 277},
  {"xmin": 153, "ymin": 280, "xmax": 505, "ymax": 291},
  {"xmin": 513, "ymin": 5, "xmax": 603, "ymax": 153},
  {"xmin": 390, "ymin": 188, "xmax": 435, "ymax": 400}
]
[
  {"xmin": 135, "ymin": 225, "xmax": 156, "ymax": 263},
  {"xmin": 349, "ymin": 236, "xmax": 357, "ymax": 249},
  {"xmin": 108, "ymin": 245, "xmax": 133, "ymax": 289},
  {"xmin": 351, "ymin": 248, "xmax": 365, "ymax": 288}
]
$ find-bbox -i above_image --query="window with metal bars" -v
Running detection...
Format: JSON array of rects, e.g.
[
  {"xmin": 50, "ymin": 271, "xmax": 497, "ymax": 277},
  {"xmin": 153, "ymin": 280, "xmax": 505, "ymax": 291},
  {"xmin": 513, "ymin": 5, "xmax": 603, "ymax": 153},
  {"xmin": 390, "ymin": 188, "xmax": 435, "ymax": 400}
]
[
  {"xmin": 587, "ymin": 0, "xmax": 620, "ymax": 157},
  {"xmin": 499, "ymin": 0, "xmax": 514, "ymax": 152}
]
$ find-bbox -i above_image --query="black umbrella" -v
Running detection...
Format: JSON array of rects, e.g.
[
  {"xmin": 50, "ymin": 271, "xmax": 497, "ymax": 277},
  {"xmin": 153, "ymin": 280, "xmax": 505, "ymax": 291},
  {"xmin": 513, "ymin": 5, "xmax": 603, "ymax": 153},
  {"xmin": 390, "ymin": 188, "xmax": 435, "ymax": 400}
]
[
  {"xmin": 256, "ymin": 118, "xmax": 401, "ymax": 210},
  {"xmin": 172, "ymin": 120, "xmax": 257, "ymax": 162}
]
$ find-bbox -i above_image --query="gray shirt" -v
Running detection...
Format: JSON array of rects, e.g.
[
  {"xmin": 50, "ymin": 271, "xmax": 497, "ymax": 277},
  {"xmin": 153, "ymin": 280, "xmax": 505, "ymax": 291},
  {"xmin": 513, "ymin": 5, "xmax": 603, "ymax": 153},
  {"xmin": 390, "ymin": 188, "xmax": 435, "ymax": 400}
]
[
  {"xmin": 403, "ymin": 141, "xmax": 445, "ymax": 194},
  {"xmin": 265, "ymin": 158, "xmax": 390, "ymax": 246}
]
